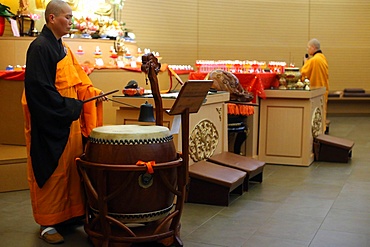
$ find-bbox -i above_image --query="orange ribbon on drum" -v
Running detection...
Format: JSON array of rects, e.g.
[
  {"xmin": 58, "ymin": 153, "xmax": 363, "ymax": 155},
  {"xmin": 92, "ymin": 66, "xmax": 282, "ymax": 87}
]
[{"xmin": 136, "ymin": 160, "xmax": 156, "ymax": 174}]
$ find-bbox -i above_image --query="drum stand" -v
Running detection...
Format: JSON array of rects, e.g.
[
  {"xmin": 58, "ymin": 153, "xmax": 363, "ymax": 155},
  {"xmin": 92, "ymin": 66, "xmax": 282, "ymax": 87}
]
[{"xmin": 77, "ymin": 156, "xmax": 185, "ymax": 247}]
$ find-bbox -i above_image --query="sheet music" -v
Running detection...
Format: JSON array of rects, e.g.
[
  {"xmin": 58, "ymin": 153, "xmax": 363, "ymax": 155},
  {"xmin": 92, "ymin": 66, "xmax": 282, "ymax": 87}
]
[{"xmin": 170, "ymin": 115, "xmax": 181, "ymax": 135}]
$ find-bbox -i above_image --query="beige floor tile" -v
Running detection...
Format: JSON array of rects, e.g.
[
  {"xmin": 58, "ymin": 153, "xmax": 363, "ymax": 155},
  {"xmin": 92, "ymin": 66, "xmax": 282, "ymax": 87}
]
[
  {"xmin": 310, "ymin": 230, "xmax": 369, "ymax": 247},
  {"xmin": 320, "ymin": 208, "xmax": 370, "ymax": 236},
  {"xmin": 183, "ymin": 214, "xmax": 258, "ymax": 247},
  {"xmin": 253, "ymin": 213, "xmax": 323, "ymax": 242},
  {"xmin": 273, "ymin": 196, "xmax": 334, "ymax": 218},
  {"xmin": 242, "ymin": 235, "xmax": 308, "ymax": 247}
]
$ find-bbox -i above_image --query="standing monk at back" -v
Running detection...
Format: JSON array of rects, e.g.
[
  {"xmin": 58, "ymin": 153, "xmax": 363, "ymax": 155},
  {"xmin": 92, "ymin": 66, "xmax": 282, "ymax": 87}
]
[{"xmin": 301, "ymin": 38, "xmax": 329, "ymax": 132}]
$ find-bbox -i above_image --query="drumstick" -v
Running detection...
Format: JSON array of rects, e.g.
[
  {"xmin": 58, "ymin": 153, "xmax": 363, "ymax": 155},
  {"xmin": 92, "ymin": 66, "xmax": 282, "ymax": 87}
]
[
  {"xmin": 82, "ymin": 89, "xmax": 119, "ymax": 103},
  {"xmin": 107, "ymin": 98, "xmax": 140, "ymax": 108}
]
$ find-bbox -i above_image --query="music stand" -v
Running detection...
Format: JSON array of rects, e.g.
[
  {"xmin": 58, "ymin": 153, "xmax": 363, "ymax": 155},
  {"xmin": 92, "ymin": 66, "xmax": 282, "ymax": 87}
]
[
  {"xmin": 166, "ymin": 79, "xmax": 212, "ymax": 233},
  {"xmin": 167, "ymin": 80, "xmax": 213, "ymax": 183}
]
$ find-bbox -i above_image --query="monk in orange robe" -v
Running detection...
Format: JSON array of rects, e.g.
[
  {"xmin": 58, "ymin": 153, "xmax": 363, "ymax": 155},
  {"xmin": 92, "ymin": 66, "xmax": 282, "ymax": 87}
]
[
  {"xmin": 21, "ymin": 0, "xmax": 105, "ymax": 244},
  {"xmin": 301, "ymin": 38, "xmax": 329, "ymax": 131}
]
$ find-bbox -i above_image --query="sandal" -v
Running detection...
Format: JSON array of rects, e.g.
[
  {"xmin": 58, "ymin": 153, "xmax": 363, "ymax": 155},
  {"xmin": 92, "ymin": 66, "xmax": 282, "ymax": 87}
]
[{"xmin": 39, "ymin": 227, "xmax": 64, "ymax": 244}]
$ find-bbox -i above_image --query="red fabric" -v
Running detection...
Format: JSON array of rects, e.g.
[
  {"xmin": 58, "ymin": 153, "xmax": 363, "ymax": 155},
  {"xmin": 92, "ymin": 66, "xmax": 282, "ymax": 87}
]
[
  {"xmin": 227, "ymin": 103, "xmax": 254, "ymax": 116},
  {"xmin": 0, "ymin": 70, "xmax": 25, "ymax": 81},
  {"xmin": 188, "ymin": 72, "xmax": 207, "ymax": 80},
  {"xmin": 189, "ymin": 72, "xmax": 279, "ymax": 99}
]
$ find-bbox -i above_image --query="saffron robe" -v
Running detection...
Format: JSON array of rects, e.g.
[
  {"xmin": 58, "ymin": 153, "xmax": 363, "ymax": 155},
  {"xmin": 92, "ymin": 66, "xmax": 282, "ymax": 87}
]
[
  {"xmin": 301, "ymin": 51, "xmax": 329, "ymax": 102},
  {"xmin": 22, "ymin": 25, "xmax": 103, "ymax": 226},
  {"xmin": 301, "ymin": 51, "xmax": 329, "ymax": 128}
]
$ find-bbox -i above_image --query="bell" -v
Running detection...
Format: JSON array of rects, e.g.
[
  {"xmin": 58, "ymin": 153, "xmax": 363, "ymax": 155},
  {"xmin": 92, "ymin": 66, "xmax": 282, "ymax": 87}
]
[{"xmin": 138, "ymin": 101, "xmax": 155, "ymax": 122}]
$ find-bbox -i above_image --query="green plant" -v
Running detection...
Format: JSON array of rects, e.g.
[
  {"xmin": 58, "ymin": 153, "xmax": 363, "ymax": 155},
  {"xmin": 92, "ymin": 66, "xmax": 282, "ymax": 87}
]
[{"xmin": 0, "ymin": 3, "xmax": 15, "ymax": 22}]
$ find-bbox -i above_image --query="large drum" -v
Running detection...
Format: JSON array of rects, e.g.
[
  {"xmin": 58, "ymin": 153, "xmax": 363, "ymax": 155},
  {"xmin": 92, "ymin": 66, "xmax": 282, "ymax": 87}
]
[{"xmin": 78, "ymin": 125, "xmax": 180, "ymax": 224}]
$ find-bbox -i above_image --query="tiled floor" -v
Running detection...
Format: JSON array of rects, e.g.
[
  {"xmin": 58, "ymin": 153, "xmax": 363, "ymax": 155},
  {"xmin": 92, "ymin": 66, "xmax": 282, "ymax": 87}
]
[{"xmin": 0, "ymin": 116, "xmax": 369, "ymax": 247}]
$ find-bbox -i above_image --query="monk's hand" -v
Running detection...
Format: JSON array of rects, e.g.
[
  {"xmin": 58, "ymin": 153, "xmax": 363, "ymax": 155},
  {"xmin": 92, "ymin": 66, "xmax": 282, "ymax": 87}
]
[
  {"xmin": 97, "ymin": 91, "xmax": 108, "ymax": 102},
  {"xmin": 303, "ymin": 54, "xmax": 309, "ymax": 64}
]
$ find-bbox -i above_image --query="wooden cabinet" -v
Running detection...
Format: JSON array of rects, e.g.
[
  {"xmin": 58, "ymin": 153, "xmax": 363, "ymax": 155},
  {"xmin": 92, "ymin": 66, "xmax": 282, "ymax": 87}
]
[
  {"xmin": 258, "ymin": 88, "xmax": 326, "ymax": 166},
  {"xmin": 0, "ymin": 79, "xmax": 25, "ymax": 145}
]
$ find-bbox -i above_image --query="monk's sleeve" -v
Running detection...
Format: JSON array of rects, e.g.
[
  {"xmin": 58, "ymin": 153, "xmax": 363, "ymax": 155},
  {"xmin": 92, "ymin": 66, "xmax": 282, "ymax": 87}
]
[
  {"xmin": 25, "ymin": 42, "xmax": 83, "ymax": 188},
  {"xmin": 300, "ymin": 60, "xmax": 312, "ymax": 81},
  {"xmin": 69, "ymin": 47, "xmax": 103, "ymax": 137}
]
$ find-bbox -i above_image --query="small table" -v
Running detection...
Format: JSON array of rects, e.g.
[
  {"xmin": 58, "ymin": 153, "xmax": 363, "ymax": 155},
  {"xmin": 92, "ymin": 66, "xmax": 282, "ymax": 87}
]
[{"xmin": 258, "ymin": 88, "xmax": 326, "ymax": 166}]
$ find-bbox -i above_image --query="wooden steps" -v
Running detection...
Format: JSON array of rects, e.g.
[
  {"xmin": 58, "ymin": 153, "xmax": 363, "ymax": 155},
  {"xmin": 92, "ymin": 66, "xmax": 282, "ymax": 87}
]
[
  {"xmin": 208, "ymin": 152, "xmax": 265, "ymax": 191},
  {"xmin": 188, "ymin": 160, "xmax": 246, "ymax": 206},
  {"xmin": 188, "ymin": 152, "xmax": 265, "ymax": 206}
]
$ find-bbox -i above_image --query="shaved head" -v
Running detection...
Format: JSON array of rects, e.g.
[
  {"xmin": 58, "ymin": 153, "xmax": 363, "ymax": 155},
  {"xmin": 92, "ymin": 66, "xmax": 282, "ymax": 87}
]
[
  {"xmin": 45, "ymin": 0, "xmax": 70, "ymax": 23},
  {"xmin": 44, "ymin": 0, "xmax": 73, "ymax": 39},
  {"xmin": 308, "ymin": 38, "xmax": 321, "ymax": 50}
]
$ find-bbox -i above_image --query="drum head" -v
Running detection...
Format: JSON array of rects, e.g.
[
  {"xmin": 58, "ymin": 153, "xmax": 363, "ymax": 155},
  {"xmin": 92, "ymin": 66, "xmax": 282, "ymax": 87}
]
[{"xmin": 89, "ymin": 125, "xmax": 171, "ymax": 144}]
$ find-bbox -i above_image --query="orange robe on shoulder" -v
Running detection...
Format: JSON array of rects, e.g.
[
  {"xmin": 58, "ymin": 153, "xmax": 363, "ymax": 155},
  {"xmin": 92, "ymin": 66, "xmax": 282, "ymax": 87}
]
[
  {"xmin": 22, "ymin": 44, "xmax": 103, "ymax": 226},
  {"xmin": 301, "ymin": 52, "xmax": 329, "ymax": 102}
]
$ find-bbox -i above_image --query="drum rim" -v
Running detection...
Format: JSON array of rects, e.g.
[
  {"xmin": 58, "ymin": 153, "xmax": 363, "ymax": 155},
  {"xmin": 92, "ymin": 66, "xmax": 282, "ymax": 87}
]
[
  {"xmin": 89, "ymin": 204, "xmax": 174, "ymax": 223},
  {"xmin": 88, "ymin": 135, "xmax": 173, "ymax": 145}
]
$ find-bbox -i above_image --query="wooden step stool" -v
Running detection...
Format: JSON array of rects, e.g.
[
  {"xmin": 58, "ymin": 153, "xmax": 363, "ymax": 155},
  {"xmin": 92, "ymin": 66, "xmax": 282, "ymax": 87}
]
[
  {"xmin": 188, "ymin": 160, "xmax": 246, "ymax": 206},
  {"xmin": 208, "ymin": 152, "xmax": 265, "ymax": 191},
  {"xmin": 314, "ymin": 134, "xmax": 354, "ymax": 163}
]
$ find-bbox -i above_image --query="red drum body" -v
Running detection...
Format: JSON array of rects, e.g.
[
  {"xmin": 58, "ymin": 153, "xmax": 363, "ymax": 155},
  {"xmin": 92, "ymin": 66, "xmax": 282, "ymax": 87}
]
[{"xmin": 81, "ymin": 125, "xmax": 178, "ymax": 223}]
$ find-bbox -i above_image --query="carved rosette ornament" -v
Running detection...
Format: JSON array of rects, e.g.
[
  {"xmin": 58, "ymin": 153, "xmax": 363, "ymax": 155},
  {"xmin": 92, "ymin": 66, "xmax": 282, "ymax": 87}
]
[
  {"xmin": 189, "ymin": 119, "xmax": 219, "ymax": 162},
  {"xmin": 311, "ymin": 107, "xmax": 323, "ymax": 138}
]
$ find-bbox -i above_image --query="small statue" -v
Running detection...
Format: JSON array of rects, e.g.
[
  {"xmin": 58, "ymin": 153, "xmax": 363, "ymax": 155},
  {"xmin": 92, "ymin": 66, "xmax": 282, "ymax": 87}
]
[
  {"xmin": 19, "ymin": 0, "xmax": 30, "ymax": 15},
  {"xmin": 304, "ymin": 78, "xmax": 310, "ymax": 90},
  {"xmin": 296, "ymin": 79, "xmax": 304, "ymax": 89},
  {"xmin": 279, "ymin": 77, "xmax": 287, "ymax": 90}
]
